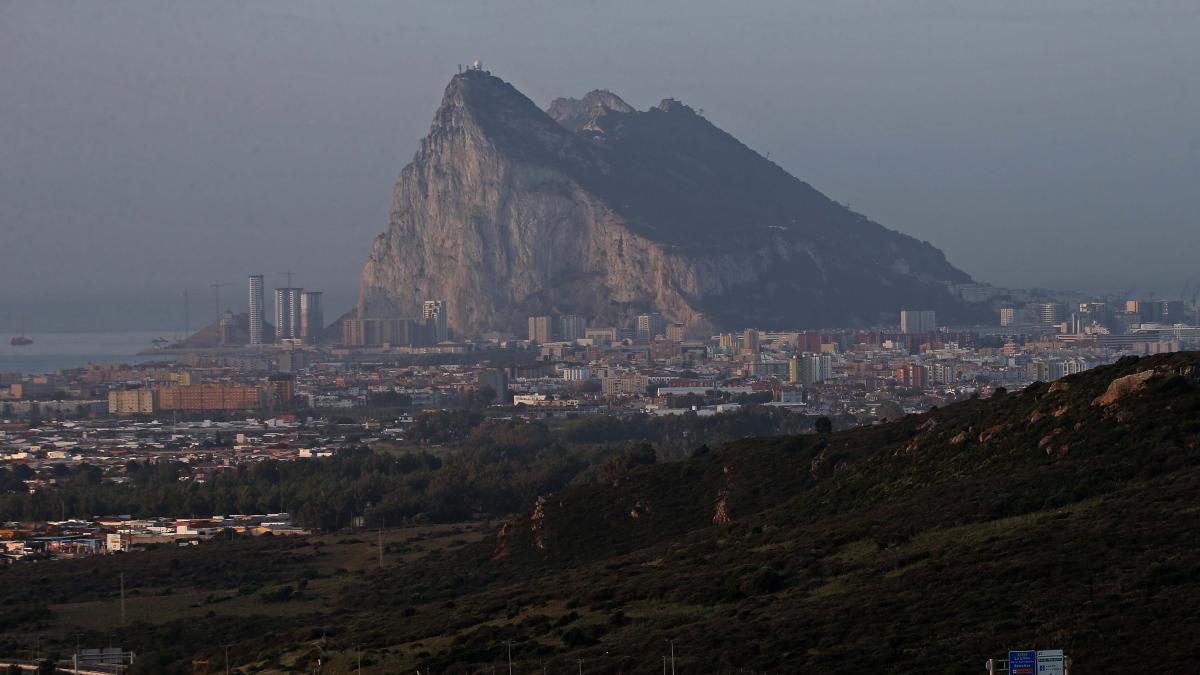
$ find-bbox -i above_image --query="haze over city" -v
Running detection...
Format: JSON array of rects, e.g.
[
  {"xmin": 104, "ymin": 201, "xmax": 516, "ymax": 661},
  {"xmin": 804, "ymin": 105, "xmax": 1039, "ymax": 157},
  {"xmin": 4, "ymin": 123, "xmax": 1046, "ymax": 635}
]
[
  {"xmin": 3, "ymin": 1, "xmax": 1198, "ymax": 330},
  {"xmin": 4, "ymin": 3, "xmax": 1200, "ymax": 673}
]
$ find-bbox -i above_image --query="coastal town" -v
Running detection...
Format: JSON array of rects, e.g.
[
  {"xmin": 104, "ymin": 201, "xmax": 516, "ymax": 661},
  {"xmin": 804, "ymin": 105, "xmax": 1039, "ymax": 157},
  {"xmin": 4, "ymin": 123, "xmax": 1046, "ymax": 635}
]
[
  {"xmin": 3, "ymin": 8, "xmax": 1199, "ymax": 670},
  {"xmin": 4, "ymin": 277, "xmax": 1198, "ymax": 565}
]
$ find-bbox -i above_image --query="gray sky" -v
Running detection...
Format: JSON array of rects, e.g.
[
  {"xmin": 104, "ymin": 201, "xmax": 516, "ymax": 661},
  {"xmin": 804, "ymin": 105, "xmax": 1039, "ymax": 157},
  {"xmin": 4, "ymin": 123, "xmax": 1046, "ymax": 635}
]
[{"xmin": 2, "ymin": 1, "xmax": 1198, "ymax": 330}]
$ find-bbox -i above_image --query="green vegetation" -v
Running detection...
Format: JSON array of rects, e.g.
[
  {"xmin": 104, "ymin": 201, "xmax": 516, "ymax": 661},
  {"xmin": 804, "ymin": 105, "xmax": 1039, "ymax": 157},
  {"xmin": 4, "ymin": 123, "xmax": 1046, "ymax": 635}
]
[
  {"xmin": 3, "ymin": 354, "xmax": 1199, "ymax": 673},
  {"xmin": 0, "ymin": 406, "xmax": 820, "ymax": 528}
]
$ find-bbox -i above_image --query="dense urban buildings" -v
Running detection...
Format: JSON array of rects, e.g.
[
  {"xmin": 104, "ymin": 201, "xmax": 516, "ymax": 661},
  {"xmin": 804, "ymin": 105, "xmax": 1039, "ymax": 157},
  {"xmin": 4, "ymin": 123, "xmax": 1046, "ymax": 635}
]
[
  {"xmin": 636, "ymin": 313, "xmax": 667, "ymax": 342},
  {"xmin": 558, "ymin": 314, "xmax": 588, "ymax": 341},
  {"xmin": 999, "ymin": 306, "xmax": 1016, "ymax": 327},
  {"xmin": 7, "ymin": 285, "xmax": 1199, "ymax": 453},
  {"xmin": 4, "ymin": 286, "xmax": 1199, "ymax": 578},
  {"xmin": 343, "ymin": 316, "xmax": 419, "ymax": 346},
  {"xmin": 1036, "ymin": 302, "xmax": 1066, "ymax": 327},
  {"xmin": 342, "ymin": 299, "xmax": 453, "ymax": 347},
  {"xmin": 900, "ymin": 309, "xmax": 936, "ymax": 334},
  {"xmin": 423, "ymin": 299, "xmax": 448, "ymax": 343},
  {"xmin": 528, "ymin": 315, "xmax": 552, "ymax": 344}
]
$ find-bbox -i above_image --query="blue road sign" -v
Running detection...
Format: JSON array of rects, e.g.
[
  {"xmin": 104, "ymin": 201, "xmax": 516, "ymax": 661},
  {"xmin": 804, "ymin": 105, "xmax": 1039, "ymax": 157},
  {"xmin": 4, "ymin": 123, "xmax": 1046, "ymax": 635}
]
[{"xmin": 1009, "ymin": 650, "xmax": 1037, "ymax": 675}]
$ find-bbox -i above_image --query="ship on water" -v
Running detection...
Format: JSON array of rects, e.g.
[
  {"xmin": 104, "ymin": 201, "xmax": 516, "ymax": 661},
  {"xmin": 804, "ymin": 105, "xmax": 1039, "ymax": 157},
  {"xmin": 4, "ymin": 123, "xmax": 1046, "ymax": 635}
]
[{"xmin": 10, "ymin": 316, "xmax": 34, "ymax": 346}]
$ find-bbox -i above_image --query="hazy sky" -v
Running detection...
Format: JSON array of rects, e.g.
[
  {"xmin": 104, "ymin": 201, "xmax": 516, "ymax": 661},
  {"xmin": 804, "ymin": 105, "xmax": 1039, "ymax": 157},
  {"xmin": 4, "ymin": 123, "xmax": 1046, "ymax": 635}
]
[{"xmin": 2, "ymin": 1, "xmax": 1198, "ymax": 329}]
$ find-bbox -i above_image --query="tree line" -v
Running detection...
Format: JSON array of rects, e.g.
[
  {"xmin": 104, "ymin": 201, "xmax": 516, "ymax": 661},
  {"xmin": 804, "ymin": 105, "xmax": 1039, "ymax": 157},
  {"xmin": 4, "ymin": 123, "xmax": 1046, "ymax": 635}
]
[{"xmin": 0, "ymin": 406, "xmax": 825, "ymax": 529}]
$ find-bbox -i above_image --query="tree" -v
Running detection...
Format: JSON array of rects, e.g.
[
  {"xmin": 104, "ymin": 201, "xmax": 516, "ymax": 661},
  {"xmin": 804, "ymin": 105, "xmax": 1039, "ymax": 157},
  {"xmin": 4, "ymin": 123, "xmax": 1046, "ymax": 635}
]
[
  {"xmin": 815, "ymin": 416, "xmax": 833, "ymax": 434},
  {"xmin": 876, "ymin": 401, "xmax": 904, "ymax": 422},
  {"xmin": 597, "ymin": 442, "xmax": 657, "ymax": 483}
]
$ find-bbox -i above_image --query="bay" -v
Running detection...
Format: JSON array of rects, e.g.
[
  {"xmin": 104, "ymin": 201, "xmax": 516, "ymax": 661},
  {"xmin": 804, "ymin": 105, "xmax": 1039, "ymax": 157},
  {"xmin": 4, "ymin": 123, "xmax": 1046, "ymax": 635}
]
[{"xmin": 0, "ymin": 330, "xmax": 176, "ymax": 375}]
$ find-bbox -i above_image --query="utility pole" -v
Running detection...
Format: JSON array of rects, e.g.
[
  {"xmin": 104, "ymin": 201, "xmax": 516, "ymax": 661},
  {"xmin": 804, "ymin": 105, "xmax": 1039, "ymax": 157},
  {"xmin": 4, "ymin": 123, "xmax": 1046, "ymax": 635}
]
[
  {"xmin": 506, "ymin": 640, "xmax": 512, "ymax": 675},
  {"xmin": 225, "ymin": 645, "xmax": 230, "ymax": 675},
  {"xmin": 577, "ymin": 658, "xmax": 583, "ymax": 675},
  {"xmin": 668, "ymin": 639, "xmax": 676, "ymax": 675},
  {"xmin": 378, "ymin": 522, "xmax": 384, "ymax": 569},
  {"xmin": 120, "ymin": 572, "xmax": 127, "ymax": 626}
]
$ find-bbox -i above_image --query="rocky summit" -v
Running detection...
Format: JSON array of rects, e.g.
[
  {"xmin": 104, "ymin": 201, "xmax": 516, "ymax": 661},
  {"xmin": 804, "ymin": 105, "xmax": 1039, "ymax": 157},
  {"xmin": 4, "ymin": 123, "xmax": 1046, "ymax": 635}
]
[{"xmin": 358, "ymin": 69, "xmax": 976, "ymax": 335}]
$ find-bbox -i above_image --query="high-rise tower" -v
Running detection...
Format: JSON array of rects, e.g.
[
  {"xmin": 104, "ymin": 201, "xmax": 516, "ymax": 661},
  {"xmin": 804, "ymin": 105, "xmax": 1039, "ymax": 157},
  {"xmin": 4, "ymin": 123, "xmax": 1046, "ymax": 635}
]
[
  {"xmin": 423, "ymin": 300, "xmax": 448, "ymax": 343},
  {"xmin": 274, "ymin": 288, "xmax": 303, "ymax": 342},
  {"xmin": 248, "ymin": 275, "xmax": 265, "ymax": 345},
  {"xmin": 300, "ymin": 291, "xmax": 323, "ymax": 344}
]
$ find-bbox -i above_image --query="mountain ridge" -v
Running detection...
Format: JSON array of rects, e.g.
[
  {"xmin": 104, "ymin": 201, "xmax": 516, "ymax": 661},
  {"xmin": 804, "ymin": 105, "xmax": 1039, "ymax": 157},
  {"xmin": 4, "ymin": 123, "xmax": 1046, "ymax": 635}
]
[{"xmin": 359, "ymin": 70, "xmax": 977, "ymax": 334}]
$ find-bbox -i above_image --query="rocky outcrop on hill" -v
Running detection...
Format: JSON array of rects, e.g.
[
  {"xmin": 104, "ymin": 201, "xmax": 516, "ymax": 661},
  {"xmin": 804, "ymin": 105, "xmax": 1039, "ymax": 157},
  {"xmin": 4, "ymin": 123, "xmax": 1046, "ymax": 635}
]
[
  {"xmin": 546, "ymin": 89, "xmax": 634, "ymax": 131},
  {"xmin": 1093, "ymin": 369, "xmax": 1156, "ymax": 407},
  {"xmin": 359, "ymin": 70, "xmax": 977, "ymax": 334}
]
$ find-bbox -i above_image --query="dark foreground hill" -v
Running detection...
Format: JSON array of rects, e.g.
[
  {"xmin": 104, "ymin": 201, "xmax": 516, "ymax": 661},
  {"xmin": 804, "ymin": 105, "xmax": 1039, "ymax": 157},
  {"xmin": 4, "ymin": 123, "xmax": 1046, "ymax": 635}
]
[{"xmin": 3, "ymin": 354, "xmax": 1200, "ymax": 673}]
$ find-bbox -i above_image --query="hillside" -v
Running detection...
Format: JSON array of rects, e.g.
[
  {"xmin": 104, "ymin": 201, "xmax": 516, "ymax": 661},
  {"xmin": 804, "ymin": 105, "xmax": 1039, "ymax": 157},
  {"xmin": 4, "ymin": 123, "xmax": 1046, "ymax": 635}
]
[
  {"xmin": 358, "ymin": 70, "xmax": 978, "ymax": 333},
  {"xmin": 173, "ymin": 312, "xmax": 274, "ymax": 349},
  {"xmin": 2, "ymin": 353, "xmax": 1199, "ymax": 673}
]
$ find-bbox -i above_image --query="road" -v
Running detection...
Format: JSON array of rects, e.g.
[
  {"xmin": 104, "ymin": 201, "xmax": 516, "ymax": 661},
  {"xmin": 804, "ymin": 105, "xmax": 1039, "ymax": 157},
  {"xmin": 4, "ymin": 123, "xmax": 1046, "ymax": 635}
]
[{"xmin": 0, "ymin": 658, "xmax": 124, "ymax": 674}]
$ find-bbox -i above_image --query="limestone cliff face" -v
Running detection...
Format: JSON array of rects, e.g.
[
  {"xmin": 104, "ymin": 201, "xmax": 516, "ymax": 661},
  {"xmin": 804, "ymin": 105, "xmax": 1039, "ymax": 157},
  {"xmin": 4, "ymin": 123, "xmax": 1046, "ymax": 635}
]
[
  {"xmin": 546, "ymin": 89, "xmax": 634, "ymax": 132},
  {"xmin": 359, "ymin": 70, "xmax": 975, "ymax": 335}
]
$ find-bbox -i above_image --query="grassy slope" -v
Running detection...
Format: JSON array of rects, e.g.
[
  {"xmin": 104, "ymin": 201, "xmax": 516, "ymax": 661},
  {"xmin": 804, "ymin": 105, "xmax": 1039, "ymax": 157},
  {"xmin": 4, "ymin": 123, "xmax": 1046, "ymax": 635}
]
[
  {"xmin": 332, "ymin": 353, "xmax": 1200, "ymax": 672},
  {"xmin": 3, "ymin": 354, "xmax": 1199, "ymax": 673}
]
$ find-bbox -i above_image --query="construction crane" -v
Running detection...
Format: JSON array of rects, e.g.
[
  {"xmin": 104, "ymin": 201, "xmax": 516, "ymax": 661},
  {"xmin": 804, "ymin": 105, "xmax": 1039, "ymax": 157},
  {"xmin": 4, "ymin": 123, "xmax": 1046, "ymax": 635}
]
[
  {"xmin": 211, "ymin": 282, "xmax": 231, "ymax": 325},
  {"xmin": 280, "ymin": 270, "xmax": 295, "ymax": 289}
]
